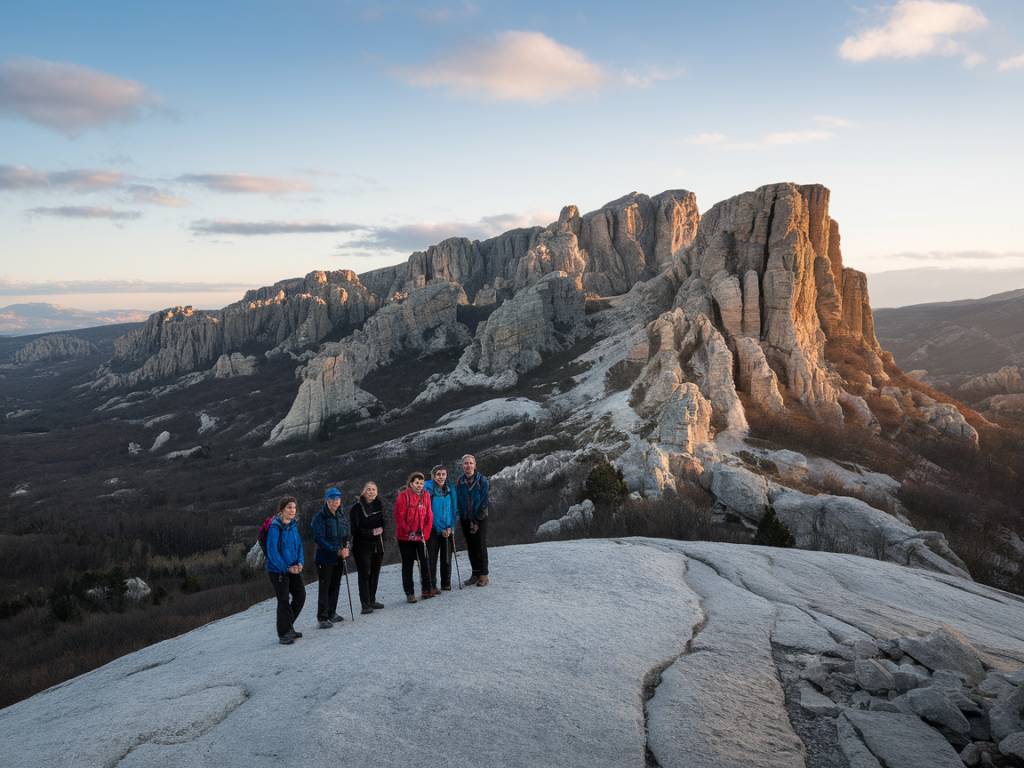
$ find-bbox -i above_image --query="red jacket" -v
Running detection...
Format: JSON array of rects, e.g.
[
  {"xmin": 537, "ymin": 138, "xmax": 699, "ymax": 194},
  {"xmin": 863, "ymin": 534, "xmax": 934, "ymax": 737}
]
[{"xmin": 394, "ymin": 487, "xmax": 433, "ymax": 542}]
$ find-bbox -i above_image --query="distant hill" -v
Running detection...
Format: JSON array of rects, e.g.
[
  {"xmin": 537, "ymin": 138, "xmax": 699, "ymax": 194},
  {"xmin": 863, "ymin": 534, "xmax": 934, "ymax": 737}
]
[
  {"xmin": 0, "ymin": 302, "xmax": 150, "ymax": 336},
  {"xmin": 874, "ymin": 288, "xmax": 1024, "ymax": 379}
]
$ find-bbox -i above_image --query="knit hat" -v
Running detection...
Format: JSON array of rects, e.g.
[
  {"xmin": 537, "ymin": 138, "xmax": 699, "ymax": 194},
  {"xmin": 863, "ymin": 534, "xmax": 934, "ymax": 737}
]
[{"xmin": 324, "ymin": 487, "xmax": 342, "ymax": 500}]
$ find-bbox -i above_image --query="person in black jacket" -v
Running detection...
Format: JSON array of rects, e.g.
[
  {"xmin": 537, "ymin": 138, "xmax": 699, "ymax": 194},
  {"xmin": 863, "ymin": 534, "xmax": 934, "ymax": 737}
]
[{"xmin": 349, "ymin": 481, "xmax": 386, "ymax": 613}]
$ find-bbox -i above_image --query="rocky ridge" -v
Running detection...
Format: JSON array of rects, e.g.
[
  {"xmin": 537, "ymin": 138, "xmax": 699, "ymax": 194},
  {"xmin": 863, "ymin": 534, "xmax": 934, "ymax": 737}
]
[{"xmin": 12, "ymin": 333, "xmax": 98, "ymax": 364}]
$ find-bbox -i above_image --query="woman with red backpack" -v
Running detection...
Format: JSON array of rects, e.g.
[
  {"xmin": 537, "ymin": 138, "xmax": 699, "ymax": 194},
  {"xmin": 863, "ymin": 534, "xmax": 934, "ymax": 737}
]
[
  {"xmin": 393, "ymin": 472, "xmax": 433, "ymax": 603},
  {"xmin": 264, "ymin": 496, "xmax": 305, "ymax": 645}
]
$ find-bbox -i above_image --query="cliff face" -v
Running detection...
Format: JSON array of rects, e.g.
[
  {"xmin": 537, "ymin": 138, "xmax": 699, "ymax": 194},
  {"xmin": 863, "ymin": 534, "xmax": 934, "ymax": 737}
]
[
  {"xmin": 95, "ymin": 270, "xmax": 379, "ymax": 389},
  {"xmin": 12, "ymin": 334, "xmax": 98, "ymax": 364},
  {"xmin": 359, "ymin": 190, "xmax": 699, "ymax": 302}
]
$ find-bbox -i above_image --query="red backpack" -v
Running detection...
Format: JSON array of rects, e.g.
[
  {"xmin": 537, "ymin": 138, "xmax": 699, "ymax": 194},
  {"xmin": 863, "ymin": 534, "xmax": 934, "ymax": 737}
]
[{"xmin": 257, "ymin": 515, "xmax": 275, "ymax": 555}]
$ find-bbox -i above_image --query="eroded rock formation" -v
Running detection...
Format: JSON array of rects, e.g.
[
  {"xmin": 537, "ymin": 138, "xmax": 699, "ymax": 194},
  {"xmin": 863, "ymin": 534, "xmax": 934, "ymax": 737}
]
[{"xmin": 13, "ymin": 334, "xmax": 97, "ymax": 364}]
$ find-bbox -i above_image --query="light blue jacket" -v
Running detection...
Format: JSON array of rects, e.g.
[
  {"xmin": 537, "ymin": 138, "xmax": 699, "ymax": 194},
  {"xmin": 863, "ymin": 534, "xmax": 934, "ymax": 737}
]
[
  {"xmin": 425, "ymin": 479, "xmax": 456, "ymax": 534},
  {"xmin": 266, "ymin": 517, "xmax": 304, "ymax": 574}
]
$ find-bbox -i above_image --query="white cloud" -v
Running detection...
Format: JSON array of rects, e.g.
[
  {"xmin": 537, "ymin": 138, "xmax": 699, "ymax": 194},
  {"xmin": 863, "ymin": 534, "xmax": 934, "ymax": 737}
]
[
  {"xmin": 0, "ymin": 57, "xmax": 156, "ymax": 136},
  {"xmin": 839, "ymin": 1, "xmax": 987, "ymax": 64},
  {"xmin": 998, "ymin": 52, "xmax": 1024, "ymax": 71},
  {"xmin": 177, "ymin": 173, "xmax": 311, "ymax": 195},
  {"xmin": 685, "ymin": 124, "xmax": 841, "ymax": 150},
  {"xmin": 397, "ymin": 30, "xmax": 606, "ymax": 103}
]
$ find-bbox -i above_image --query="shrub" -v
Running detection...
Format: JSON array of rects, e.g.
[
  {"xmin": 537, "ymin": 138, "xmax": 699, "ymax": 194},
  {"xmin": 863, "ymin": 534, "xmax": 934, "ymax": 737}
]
[
  {"xmin": 753, "ymin": 508, "xmax": 795, "ymax": 548},
  {"xmin": 582, "ymin": 460, "xmax": 628, "ymax": 511}
]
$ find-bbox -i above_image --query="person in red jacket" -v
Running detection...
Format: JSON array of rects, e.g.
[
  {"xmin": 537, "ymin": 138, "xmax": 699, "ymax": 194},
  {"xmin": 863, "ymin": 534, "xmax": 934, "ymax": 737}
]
[{"xmin": 394, "ymin": 471, "xmax": 434, "ymax": 603}]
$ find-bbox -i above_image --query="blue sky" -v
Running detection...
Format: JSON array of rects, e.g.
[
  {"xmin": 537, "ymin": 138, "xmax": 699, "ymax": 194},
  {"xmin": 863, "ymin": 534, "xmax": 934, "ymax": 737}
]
[{"xmin": 1, "ymin": 0, "xmax": 1023, "ymax": 310}]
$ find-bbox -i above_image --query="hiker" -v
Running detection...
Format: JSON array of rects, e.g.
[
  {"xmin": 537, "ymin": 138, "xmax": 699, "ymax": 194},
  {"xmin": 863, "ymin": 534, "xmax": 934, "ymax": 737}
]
[
  {"xmin": 394, "ymin": 471, "xmax": 433, "ymax": 603},
  {"xmin": 456, "ymin": 454, "xmax": 491, "ymax": 587},
  {"xmin": 425, "ymin": 464, "xmax": 456, "ymax": 593},
  {"xmin": 310, "ymin": 487, "xmax": 350, "ymax": 629},
  {"xmin": 266, "ymin": 496, "xmax": 306, "ymax": 644},
  {"xmin": 350, "ymin": 481, "xmax": 386, "ymax": 614}
]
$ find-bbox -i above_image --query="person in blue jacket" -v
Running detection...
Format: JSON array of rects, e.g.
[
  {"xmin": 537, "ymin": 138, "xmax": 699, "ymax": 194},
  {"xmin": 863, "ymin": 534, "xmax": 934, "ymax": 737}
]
[
  {"xmin": 266, "ymin": 496, "xmax": 305, "ymax": 645},
  {"xmin": 455, "ymin": 454, "xmax": 491, "ymax": 587},
  {"xmin": 310, "ymin": 487, "xmax": 351, "ymax": 629},
  {"xmin": 425, "ymin": 465, "xmax": 456, "ymax": 593}
]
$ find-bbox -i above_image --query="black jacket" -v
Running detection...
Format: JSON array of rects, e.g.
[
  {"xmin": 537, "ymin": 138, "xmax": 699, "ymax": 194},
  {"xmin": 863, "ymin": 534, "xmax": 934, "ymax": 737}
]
[{"xmin": 349, "ymin": 497, "xmax": 386, "ymax": 545}]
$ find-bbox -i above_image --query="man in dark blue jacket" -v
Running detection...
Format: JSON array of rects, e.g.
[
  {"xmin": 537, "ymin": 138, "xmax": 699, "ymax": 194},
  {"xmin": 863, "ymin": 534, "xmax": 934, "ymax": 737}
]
[
  {"xmin": 455, "ymin": 454, "xmax": 490, "ymax": 587},
  {"xmin": 311, "ymin": 487, "xmax": 351, "ymax": 627}
]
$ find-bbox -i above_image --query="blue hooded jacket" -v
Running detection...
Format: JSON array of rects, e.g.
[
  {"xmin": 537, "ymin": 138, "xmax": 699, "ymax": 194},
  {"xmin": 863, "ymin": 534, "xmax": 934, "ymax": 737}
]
[
  {"xmin": 455, "ymin": 472, "xmax": 490, "ymax": 522},
  {"xmin": 311, "ymin": 502, "xmax": 351, "ymax": 565},
  {"xmin": 266, "ymin": 516, "xmax": 304, "ymax": 574},
  {"xmin": 425, "ymin": 478, "xmax": 456, "ymax": 534}
]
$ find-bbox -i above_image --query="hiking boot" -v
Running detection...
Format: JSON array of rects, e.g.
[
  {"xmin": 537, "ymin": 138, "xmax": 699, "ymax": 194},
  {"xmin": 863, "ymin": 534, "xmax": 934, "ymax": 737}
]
[
  {"xmin": 464, "ymin": 575, "xmax": 479, "ymax": 587},
  {"xmin": 441, "ymin": 584, "xmax": 452, "ymax": 591},
  {"xmin": 361, "ymin": 605, "xmax": 374, "ymax": 614},
  {"xmin": 430, "ymin": 587, "xmax": 441, "ymax": 597},
  {"xmin": 371, "ymin": 601, "xmax": 385, "ymax": 609},
  {"xmin": 476, "ymin": 575, "xmax": 489, "ymax": 587},
  {"xmin": 406, "ymin": 594, "xmax": 417, "ymax": 604},
  {"xmin": 318, "ymin": 620, "xmax": 333, "ymax": 629},
  {"xmin": 290, "ymin": 630, "xmax": 303, "ymax": 638},
  {"xmin": 330, "ymin": 614, "xmax": 345, "ymax": 623},
  {"xmin": 279, "ymin": 635, "xmax": 295, "ymax": 645},
  {"xmin": 421, "ymin": 591, "xmax": 435, "ymax": 600}
]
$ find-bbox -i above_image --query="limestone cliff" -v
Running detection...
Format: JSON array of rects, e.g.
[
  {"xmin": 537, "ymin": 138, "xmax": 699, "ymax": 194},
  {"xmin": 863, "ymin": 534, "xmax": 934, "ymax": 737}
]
[
  {"xmin": 94, "ymin": 270, "xmax": 378, "ymax": 389},
  {"xmin": 12, "ymin": 334, "xmax": 98, "ymax": 364}
]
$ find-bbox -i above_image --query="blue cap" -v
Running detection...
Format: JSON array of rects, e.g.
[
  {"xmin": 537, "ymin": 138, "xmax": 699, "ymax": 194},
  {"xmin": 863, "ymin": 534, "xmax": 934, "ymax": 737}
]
[{"xmin": 324, "ymin": 487, "xmax": 342, "ymax": 500}]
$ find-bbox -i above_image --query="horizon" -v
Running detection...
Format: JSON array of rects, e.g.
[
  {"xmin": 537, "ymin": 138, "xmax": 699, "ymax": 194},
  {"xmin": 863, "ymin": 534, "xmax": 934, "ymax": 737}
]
[{"xmin": 2, "ymin": 0, "xmax": 1023, "ymax": 312}]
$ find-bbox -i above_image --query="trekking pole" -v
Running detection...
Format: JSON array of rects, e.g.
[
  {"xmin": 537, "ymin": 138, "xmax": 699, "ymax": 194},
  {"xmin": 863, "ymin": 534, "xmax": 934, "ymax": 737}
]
[
  {"xmin": 420, "ymin": 536, "xmax": 432, "ymax": 595},
  {"xmin": 342, "ymin": 559, "xmax": 355, "ymax": 622},
  {"xmin": 450, "ymin": 531, "xmax": 462, "ymax": 590}
]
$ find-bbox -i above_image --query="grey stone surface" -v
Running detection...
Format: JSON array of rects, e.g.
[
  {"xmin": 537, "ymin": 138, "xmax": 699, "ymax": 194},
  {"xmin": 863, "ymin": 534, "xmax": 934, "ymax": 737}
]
[
  {"xmin": 856, "ymin": 659, "xmax": 896, "ymax": 693},
  {"xmin": 905, "ymin": 687, "xmax": 971, "ymax": 734},
  {"xmin": 840, "ymin": 710, "xmax": 963, "ymax": 768},
  {"xmin": 898, "ymin": 627, "xmax": 986, "ymax": 685},
  {"xmin": 999, "ymin": 731, "xmax": 1024, "ymax": 759}
]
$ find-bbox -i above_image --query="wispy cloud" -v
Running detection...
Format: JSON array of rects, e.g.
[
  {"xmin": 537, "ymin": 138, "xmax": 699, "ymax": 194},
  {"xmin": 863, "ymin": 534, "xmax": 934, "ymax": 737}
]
[
  {"xmin": 0, "ymin": 57, "xmax": 157, "ymax": 136},
  {"xmin": 620, "ymin": 66, "xmax": 685, "ymax": 89},
  {"xmin": 0, "ymin": 164, "xmax": 124, "ymax": 191},
  {"xmin": 416, "ymin": 2, "xmax": 479, "ymax": 23},
  {"xmin": 998, "ymin": 52, "xmax": 1024, "ymax": 72},
  {"xmin": 885, "ymin": 249, "xmax": 1024, "ymax": 262},
  {"xmin": 0, "ymin": 278, "xmax": 249, "ymax": 295},
  {"xmin": 343, "ymin": 211, "xmax": 553, "ymax": 253},
  {"xmin": 191, "ymin": 219, "xmax": 362, "ymax": 236},
  {"xmin": 397, "ymin": 30, "xmax": 607, "ymax": 103},
  {"xmin": 813, "ymin": 115, "xmax": 856, "ymax": 129},
  {"xmin": 26, "ymin": 205, "xmax": 141, "ymax": 221},
  {"xmin": 124, "ymin": 184, "xmax": 189, "ymax": 208},
  {"xmin": 177, "ymin": 173, "xmax": 312, "ymax": 195},
  {"xmin": 762, "ymin": 129, "xmax": 834, "ymax": 145},
  {"xmin": 839, "ymin": 1, "xmax": 987, "ymax": 65},
  {"xmin": 684, "ymin": 122, "xmax": 842, "ymax": 150}
]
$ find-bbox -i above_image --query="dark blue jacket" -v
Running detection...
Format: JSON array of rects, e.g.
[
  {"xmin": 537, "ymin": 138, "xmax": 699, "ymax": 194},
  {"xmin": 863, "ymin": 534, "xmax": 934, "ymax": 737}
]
[
  {"xmin": 425, "ymin": 479, "xmax": 456, "ymax": 533},
  {"xmin": 311, "ymin": 503, "xmax": 351, "ymax": 565},
  {"xmin": 455, "ymin": 472, "xmax": 490, "ymax": 522},
  {"xmin": 266, "ymin": 517, "xmax": 304, "ymax": 574}
]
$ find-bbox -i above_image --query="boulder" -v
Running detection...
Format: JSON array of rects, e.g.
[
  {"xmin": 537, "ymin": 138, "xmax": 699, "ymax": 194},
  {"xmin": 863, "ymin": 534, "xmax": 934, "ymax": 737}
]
[
  {"xmin": 149, "ymin": 431, "xmax": 171, "ymax": 453},
  {"xmin": 898, "ymin": 627, "xmax": 986, "ymax": 685},
  {"xmin": 989, "ymin": 686, "xmax": 1024, "ymax": 742},
  {"xmin": 213, "ymin": 352, "xmax": 258, "ymax": 378},
  {"xmin": 904, "ymin": 687, "xmax": 972, "ymax": 734},
  {"xmin": 839, "ymin": 710, "xmax": 964, "ymax": 768},
  {"xmin": 797, "ymin": 683, "xmax": 841, "ymax": 716},
  {"xmin": 535, "ymin": 500, "xmax": 595, "ymax": 540},
  {"xmin": 856, "ymin": 658, "xmax": 896, "ymax": 693},
  {"xmin": 124, "ymin": 578, "xmax": 152, "ymax": 603},
  {"xmin": 999, "ymin": 732, "xmax": 1024, "ymax": 760}
]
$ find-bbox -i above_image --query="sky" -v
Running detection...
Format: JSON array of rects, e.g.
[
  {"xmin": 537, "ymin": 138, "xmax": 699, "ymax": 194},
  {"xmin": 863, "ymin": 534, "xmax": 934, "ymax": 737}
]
[{"xmin": 1, "ymin": 0, "xmax": 1023, "ymax": 312}]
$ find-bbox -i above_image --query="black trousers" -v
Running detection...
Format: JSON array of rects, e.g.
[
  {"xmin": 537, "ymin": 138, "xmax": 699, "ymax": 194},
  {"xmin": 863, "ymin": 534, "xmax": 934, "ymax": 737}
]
[
  {"xmin": 398, "ymin": 540, "xmax": 432, "ymax": 595},
  {"xmin": 268, "ymin": 571, "xmax": 305, "ymax": 638},
  {"xmin": 315, "ymin": 561, "xmax": 343, "ymax": 620},
  {"xmin": 353, "ymin": 541, "xmax": 383, "ymax": 606},
  {"xmin": 461, "ymin": 517, "xmax": 489, "ymax": 576},
  {"xmin": 427, "ymin": 533, "xmax": 453, "ymax": 589}
]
